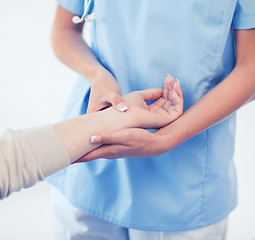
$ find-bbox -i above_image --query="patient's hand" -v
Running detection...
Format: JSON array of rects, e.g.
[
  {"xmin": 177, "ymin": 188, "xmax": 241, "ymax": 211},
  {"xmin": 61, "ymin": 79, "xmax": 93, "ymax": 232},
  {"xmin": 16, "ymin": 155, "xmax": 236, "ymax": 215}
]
[
  {"xmin": 75, "ymin": 74, "xmax": 183, "ymax": 161},
  {"xmin": 125, "ymin": 74, "xmax": 183, "ymax": 129}
]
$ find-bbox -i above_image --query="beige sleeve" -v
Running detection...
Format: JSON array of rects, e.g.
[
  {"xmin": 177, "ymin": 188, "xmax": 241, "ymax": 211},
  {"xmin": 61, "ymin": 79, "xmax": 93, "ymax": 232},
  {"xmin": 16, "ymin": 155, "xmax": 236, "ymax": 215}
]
[{"xmin": 0, "ymin": 124, "xmax": 70, "ymax": 199}]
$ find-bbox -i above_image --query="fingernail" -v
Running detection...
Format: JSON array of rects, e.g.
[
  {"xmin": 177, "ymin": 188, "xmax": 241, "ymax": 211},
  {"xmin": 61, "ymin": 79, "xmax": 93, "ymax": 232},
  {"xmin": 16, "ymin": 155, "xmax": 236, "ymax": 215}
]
[
  {"xmin": 116, "ymin": 102, "xmax": 128, "ymax": 112},
  {"xmin": 91, "ymin": 135, "xmax": 102, "ymax": 144},
  {"xmin": 175, "ymin": 79, "xmax": 180, "ymax": 84}
]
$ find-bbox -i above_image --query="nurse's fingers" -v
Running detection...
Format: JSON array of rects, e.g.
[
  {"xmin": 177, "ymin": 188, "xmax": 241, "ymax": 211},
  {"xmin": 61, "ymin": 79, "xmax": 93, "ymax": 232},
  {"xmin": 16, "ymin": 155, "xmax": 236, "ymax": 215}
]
[
  {"xmin": 76, "ymin": 144, "xmax": 129, "ymax": 162},
  {"xmin": 90, "ymin": 130, "xmax": 130, "ymax": 145},
  {"xmin": 109, "ymin": 93, "xmax": 128, "ymax": 112},
  {"xmin": 139, "ymin": 89, "xmax": 163, "ymax": 101},
  {"xmin": 86, "ymin": 134, "xmax": 131, "ymax": 161}
]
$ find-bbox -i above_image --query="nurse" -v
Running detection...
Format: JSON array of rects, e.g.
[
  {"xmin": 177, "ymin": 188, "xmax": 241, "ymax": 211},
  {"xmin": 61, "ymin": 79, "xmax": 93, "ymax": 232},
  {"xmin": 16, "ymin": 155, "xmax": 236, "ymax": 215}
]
[{"xmin": 48, "ymin": 0, "xmax": 255, "ymax": 239}]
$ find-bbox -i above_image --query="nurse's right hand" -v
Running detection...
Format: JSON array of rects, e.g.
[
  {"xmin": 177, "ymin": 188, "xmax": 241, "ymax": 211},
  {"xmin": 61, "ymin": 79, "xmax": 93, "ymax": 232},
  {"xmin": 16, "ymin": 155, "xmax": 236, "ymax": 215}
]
[{"xmin": 87, "ymin": 68, "xmax": 128, "ymax": 113}]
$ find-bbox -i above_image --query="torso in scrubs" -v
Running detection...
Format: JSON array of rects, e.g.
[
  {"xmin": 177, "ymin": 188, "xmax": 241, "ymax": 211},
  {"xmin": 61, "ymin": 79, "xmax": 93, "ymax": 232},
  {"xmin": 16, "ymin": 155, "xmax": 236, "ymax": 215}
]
[{"xmin": 48, "ymin": 0, "xmax": 255, "ymax": 231}]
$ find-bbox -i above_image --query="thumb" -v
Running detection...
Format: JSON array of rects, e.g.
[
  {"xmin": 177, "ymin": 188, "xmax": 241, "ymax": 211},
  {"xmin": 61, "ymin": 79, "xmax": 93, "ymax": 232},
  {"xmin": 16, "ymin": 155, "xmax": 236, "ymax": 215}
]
[{"xmin": 110, "ymin": 93, "xmax": 128, "ymax": 112}]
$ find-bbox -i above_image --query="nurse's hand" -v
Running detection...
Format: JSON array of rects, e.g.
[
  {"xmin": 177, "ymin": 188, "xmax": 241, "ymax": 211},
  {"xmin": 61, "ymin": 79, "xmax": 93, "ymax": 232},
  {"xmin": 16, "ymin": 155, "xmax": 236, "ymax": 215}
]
[
  {"xmin": 82, "ymin": 128, "xmax": 168, "ymax": 159},
  {"xmin": 87, "ymin": 69, "xmax": 128, "ymax": 113},
  {"xmin": 78, "ymin": 75, "xmax": 183, "ymax": 161}
]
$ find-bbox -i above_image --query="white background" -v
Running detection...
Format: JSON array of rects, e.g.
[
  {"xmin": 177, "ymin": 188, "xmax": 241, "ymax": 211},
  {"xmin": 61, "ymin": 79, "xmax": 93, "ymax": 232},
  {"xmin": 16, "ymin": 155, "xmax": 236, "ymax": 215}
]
[{"xmin": 0, "ymin": 0, "xmax": 255, "ymax": 239}]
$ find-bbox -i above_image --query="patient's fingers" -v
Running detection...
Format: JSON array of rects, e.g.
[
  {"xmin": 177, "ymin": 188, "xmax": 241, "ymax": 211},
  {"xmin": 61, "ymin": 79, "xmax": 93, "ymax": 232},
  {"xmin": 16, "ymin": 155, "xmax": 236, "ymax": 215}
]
[
  {"xmin": 166, "ymin": 74, "xmax": 174, "ymax": 90},
  {"xmin": 168, "ymin": 90, "xmax": 179, "ymax": 106},
  {"xmin": 139, "ymin": 89, "xmax": 163, "ymax": 101},
  {"xmin": 163, "ymin": 74, "xmax": 174, "ymax": 99},
  {"xmin": 173, "ymin": 79, "xmax": 183, "ymax": 98},
  {"xmin": 163, "ymin": 88, "xmax": 169, "ymax": 100}
]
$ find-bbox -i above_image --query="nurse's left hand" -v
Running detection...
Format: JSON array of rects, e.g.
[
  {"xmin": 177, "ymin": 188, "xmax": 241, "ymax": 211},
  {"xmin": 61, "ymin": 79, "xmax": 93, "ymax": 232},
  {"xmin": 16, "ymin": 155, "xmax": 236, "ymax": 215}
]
[{"xmin": 79, "ymin": 128, "xmax": 168, "ymax": 160}]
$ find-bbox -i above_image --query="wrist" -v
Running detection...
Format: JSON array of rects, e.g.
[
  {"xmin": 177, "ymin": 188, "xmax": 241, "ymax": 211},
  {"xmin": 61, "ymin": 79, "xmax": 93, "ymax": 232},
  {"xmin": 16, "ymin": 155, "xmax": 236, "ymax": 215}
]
[
  {"xmin": 81, "ymin": 64, "xmax": 103, "ymax": 82},
  {"xmin": 155, "ymin": 118, "xmax": 188, "ymax": 152},
  {"xmin": 152, "ymin": 132, "xmax": 172, "ymax": 155},
  {"xmin": 99, "ymin": 106, "xmax": 134, "ymax": 131},
  {"xmin": 87, "ymin": 66, "xmax": 112, "ymax": 84}
]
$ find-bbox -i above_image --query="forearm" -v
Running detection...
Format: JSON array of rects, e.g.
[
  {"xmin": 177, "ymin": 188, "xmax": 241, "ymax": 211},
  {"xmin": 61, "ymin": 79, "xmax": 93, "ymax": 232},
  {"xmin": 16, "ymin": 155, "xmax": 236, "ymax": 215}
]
[
  {"xmin": 0, "ymin": 105, "xmax": 133, "ymax": 199},
  {"xmin": 51, "ymin": 5, "xmax": 105, "ymax": 81},
  {"xmin": 157, "ymin": 65, "xmax": 255, "ymax": 150},
  {"xmin": 54, "ymin": 106, "xmax": 134, "ymax": 163},
  {"xmin": 0, "ymin": 125, "xmax": 70, "ymax": 199}
]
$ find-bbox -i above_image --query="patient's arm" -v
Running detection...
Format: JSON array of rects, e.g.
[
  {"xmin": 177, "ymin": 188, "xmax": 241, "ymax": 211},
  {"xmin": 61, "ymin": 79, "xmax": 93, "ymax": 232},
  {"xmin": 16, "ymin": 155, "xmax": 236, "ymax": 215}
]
[
  {"xmin": 55, "ymin": 74, "xmax": 183, "ymax": 163},
  {"xmin": 0, "ymin": 75, "xmax": 182, "ymax": 199}
]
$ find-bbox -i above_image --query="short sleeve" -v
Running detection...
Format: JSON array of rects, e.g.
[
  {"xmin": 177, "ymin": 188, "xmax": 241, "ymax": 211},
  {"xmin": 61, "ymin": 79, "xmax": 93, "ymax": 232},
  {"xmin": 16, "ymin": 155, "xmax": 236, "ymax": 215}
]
[
  {"xmin": 57, "ymin": 0, "xmax": 84, "ymax": 16},
  {"xmin": 233, "ymin": 0, "xmax": 255, "ymax": 29}
]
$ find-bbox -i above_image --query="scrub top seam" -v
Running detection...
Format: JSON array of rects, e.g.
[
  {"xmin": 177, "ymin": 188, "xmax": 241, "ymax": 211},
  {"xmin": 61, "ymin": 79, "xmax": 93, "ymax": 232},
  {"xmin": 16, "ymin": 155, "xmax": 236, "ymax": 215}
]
[
  {"xmin": 203, "ymin": 0, "xmax": 228, "ymax": 94},
  {"xmin": 233, "ymin": 14, "xmax": 255, "ymax": 30},
  {"xmin": 198, "ymin": 129, "xmax": 209, "ymax": 224},
  {"xmin": 199, "ymin": 0, "xmax": 228, "ymax": 222}
]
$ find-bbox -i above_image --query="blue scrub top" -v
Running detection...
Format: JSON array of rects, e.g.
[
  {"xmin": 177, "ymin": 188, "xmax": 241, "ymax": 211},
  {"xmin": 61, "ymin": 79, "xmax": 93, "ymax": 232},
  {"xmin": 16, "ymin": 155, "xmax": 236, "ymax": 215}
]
[{"xmin": 48, "ymin": 0, "xmax": 255, "ymax": 231}]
